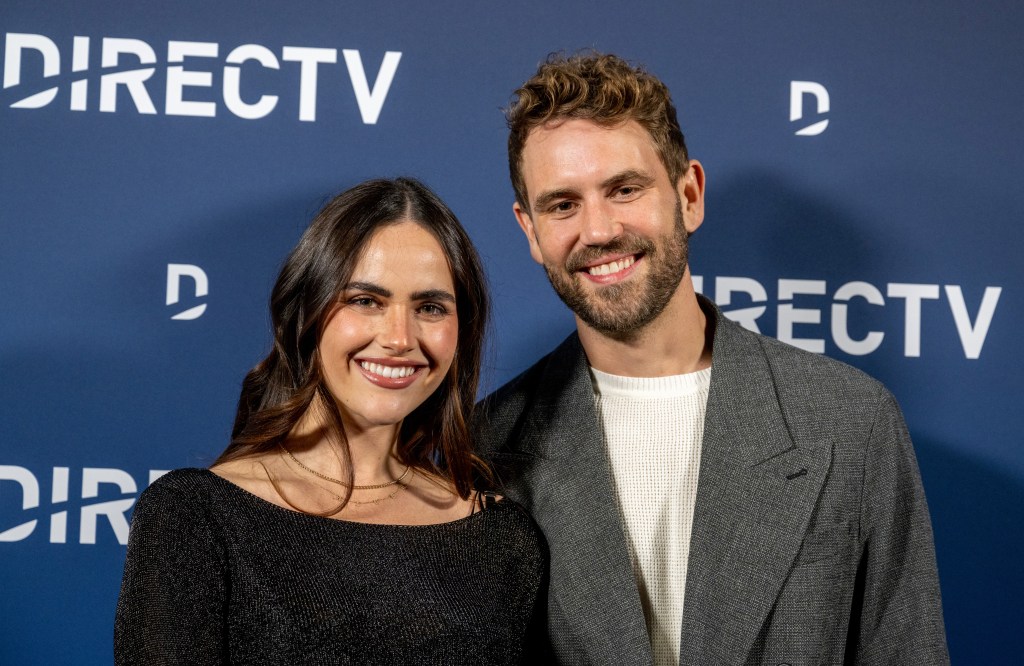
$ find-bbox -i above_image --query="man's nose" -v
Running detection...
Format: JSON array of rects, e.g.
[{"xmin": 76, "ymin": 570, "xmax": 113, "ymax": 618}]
[{"xmin": 579, "ymin": 200, "xmax": 623, "ymax": 246}]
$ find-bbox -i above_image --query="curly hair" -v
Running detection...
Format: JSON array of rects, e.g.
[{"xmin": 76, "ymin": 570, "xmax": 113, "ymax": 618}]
[{"xmin": 506, "ymin": 51, "xmax": 689, "ymax": 213}]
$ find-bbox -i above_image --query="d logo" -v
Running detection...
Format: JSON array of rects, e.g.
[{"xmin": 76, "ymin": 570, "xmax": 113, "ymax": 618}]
[
  {"xmin": 0, "ymin": 465, "xmax": 39, "ymax": 542},
  {"xmin": 166, "ymin": 263, "xmax": 208, "ymax": 320},
  {"xmin": 790, "ymin": 81, "xmax": 829, "ymax": 136}
]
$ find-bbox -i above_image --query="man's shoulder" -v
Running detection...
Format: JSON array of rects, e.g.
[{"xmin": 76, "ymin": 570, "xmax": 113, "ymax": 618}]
[
  {"xmin": 717, "ymin": 316, "xmax": 897, "ymax": 444},
  {"xmin": 718, "ymin": 312, "xmax": 887, "ymax": 398},
  {"xmin": 765, "ymin": 328, "xmax": 886, "ymax": 399},
  {"xmin": 474, "ymin": 333, "xmax": 582, "ymax": 455}
]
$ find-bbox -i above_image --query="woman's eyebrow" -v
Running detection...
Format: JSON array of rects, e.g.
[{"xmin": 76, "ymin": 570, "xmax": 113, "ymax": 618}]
[
  {"xmin": 412, "ymin": 289, "xmax": 456, "ymax": 303},
  {"xmin": 343, "ymin": 281, "xmax": 390, "ymax": 297}
]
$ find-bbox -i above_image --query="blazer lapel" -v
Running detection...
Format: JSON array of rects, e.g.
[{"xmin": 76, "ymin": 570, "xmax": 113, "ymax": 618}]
[
  {"xmin": 510, "ymin": 334, "xmax": 654, "ymax": 665},
  {"xmin": 680, "ymin": 302, "xmax": 832, "ymax": 664}
]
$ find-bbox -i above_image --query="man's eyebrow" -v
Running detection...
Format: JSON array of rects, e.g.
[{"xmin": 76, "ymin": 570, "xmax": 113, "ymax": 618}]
[
  {"xmin": 532, "ymin": 170, "xmax": 656, "ymax": 211},
  {"xmin": 533, "ymin": 188, "xmax": 579, "ymax": 212},
  {"xmin": 343, "ymin": 281, "xmax": 391, "ymax": 297},
  {"xmin": 601, "ymin": 169, "xmax": 655, "ymax": 189},
  {"xmin": 412, "ymin": 289, "xmax": 456, "ymax": 303}
]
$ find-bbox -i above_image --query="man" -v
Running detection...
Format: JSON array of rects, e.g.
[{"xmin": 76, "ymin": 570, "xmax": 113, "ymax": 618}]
[{"xmin": 476, "ymin": 52, "xmax": 948, "ymax": 665}]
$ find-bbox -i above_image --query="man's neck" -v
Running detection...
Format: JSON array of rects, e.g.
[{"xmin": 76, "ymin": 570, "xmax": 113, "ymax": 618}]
[{"xmin": 577, "ymin": 275, "xmax": 713, "ymax": 378}]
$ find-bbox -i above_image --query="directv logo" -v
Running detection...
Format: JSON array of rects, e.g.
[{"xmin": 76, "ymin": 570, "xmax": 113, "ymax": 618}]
[
  {"xmin": 0, "ymin": 465, "xmax": 167, "ymax": 545},
  {"xmin": 692, "ymin": 274, "xmax": 1002, "ymax": 359},
  {"xmin": 167, "ymin": 263, "xmax": 208, "ymax": 320},
  {"xmin": 790, "ymin": 80, "xmax": 829, "ymax": 136},
  {"xmin": 1, "ymin": 32, "xmax": 401, "ymax": 123}
]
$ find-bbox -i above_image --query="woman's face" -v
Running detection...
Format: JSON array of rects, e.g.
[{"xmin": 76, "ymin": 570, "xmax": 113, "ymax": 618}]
[{"xmin": 318, "ymin": 220, "xmax": 459, "ymax": 432}]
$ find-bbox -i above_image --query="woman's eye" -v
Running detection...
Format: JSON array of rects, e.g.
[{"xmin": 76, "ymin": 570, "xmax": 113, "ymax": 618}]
[
  {"xmin": 419, "ymin": 303, "xmax": 449, "ymax": 317},
  {"xmin": 348, "ymin": 296, "xmax": 379, "ymax": 308}
]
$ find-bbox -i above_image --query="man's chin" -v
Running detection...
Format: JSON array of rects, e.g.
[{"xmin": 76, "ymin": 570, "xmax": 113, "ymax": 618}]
[{"xmin": 568, "ymin": 297, "xmax": 648, "ymax": 337}]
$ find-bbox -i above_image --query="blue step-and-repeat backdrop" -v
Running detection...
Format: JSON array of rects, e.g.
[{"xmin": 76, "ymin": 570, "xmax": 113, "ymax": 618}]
[{"xmin": 2, "ymin": 1, "xmax": 1021, "ymax": 663}]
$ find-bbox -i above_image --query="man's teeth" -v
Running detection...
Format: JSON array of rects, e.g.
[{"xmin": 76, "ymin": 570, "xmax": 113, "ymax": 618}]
[
  {"xmin": 360, "ymin": 362, "xmax": 417, "ymax": 379},
  {"xmin": 588, "ymin": 256, "xmax": 635, "ymax": 276}
]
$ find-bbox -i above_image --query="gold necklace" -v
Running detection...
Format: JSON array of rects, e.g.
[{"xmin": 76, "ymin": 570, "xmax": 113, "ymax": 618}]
[
  {"xmin": 260, "ymin": 461, "xmax": 345, "ymax": 518},
  {"xmin": 260, "ymin": 461, "xmax": 409, "ymax": 516},
  {"xmin": 320, "ymin": 480, "xmax": 408, "ymax": 506},
  {"xmin": 280, "ymin": 444, "xmax": 411, "ymax": 490}
]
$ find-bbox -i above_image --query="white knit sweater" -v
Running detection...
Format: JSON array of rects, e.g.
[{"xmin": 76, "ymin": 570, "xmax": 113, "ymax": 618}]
[{"xmin": 591, "ymin": 366, "xmax": 712, "ymax": 666}]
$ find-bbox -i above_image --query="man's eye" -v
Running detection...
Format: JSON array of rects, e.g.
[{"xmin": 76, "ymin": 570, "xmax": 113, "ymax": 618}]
[
  {"xmin": 616, "ymin": 186, "xmax": 639, "ymax": 197},
  {"xmin": 551, "ymin": 201, "xmax": 576, "ymax": 213}
]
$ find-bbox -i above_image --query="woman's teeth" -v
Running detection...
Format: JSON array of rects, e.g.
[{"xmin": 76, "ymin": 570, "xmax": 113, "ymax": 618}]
[{"xmin": 360, "ymin": 362, "xmax": 416, "ymax": 378}]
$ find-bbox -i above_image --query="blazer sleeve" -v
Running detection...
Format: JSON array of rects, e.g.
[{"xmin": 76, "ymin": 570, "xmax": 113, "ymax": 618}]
[
  {"xmin": 113, "ymin": 478, "xmax": 229, "ymax": 665},
  {"xmin": 853, "ymin": 390, "xmax": 949, "ymax": 664}
]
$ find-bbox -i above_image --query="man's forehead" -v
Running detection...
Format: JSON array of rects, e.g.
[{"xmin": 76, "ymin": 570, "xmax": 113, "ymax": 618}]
[
  {"xmin": 520, "ymin": 118, "xmax": 666, "ymax": 191},
  {"xmin": 533, "ymin": 115, "xmax": 629, "ymax": 133},
  {"xmin": 525, "ymin": 116, "xmax": 644, "ymax": 143}
]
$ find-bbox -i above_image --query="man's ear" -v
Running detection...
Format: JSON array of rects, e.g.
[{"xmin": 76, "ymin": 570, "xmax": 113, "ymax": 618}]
[
  {"xmin": 677, "ymin": 159, "xmax": 706, "ymax": 234},
  {"xmin": 513, "ymin": 201, "xmax": 545, "ymax": 265}
]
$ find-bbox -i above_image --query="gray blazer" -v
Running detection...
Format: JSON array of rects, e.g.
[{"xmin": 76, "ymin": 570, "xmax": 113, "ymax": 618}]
[{"xmin": 476, "ymin": 298, "xmax": 948, "ymax": 665}]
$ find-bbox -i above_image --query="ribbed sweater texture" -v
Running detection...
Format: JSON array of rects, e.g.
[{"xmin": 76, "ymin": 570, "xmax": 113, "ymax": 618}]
[{"xmin": 114, "ymin": 468, "xmax": 545, "ymax": 665}]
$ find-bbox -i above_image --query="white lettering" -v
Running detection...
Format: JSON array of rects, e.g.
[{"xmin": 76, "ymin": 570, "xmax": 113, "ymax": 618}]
[
  {"xmin": 0, "ymin": 465, "xmax": 40, "ymax": 541},
  {"xmin": 4, "ymin": 34, "xmax": 402, "ymax": 123},
  {"xmin": 887, "ymin": 283, "xmax": 940, "ymax": 357},
  {"xmin": 831, "ymin": 281, "xmax": 885, "ymax": 356},
  {"xmin": 100, "ymin": 38, "xmax": 157, "ymax": 114},
  {"xmin": 4, "ymin": 33, "xmax": 60, "ymax": 108},
  {"xmin": 790, "ymin": 80, "xmax": 830, "ymax": 136},
  {"xmin": 702, "ymin": 275, "xmax": 1001, "ymax": 359},
  {"xmin": 342, "ymin": 49, "xmax": 401, "ymax": 124},
  {"xmin": 70, "ymin": 36, "xmax": 89, "ymax": 111},
  {"xmin": 166, "ymin": 263, "xmax": 209, "ymax": 320},
  {"xmin": 714, "ymin": 276, "xmax": 768, "ymax": 333},
  {"xmin": 80, "ymin": 468, "xmax": 137, "ymax": 545},
  {"xmin": 49, "ymin": 467, "xmax": 70, "ymax": 543},
  {"xmin": 778, "ymin": 279, "xmax": 827, "ymax": 353},
  {"xmin": 281, "ymin": 46, "xmax": 337, "ymax": 121},
  {"xmin": 0, "ymin": 466, "xmax": 184, "ymax": 545},
  {"xmin": 224, "ymin": 44, "xmax": 280, "ymax": 119},
  {"xmin": 945, "ymin": 285, "xmax": 1002, "ymax": 360},
  {"xmin": 165, "ymin": 40, "xmax": 218, "ymax": 117}
]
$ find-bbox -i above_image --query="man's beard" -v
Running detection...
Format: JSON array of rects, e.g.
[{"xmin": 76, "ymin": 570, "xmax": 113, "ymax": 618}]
[{"xmin": 543, "ymin": 200, "xmax": 689, "ymax": 339}]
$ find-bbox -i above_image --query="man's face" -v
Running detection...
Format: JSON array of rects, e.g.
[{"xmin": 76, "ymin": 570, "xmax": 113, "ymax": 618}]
[{"xmin": 513, "ymin": 118, "xmax": 704, "ymax": 338}]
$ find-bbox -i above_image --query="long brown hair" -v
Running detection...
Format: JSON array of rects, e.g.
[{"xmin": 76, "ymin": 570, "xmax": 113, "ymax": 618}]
[{"xmin": 214, "ymin": 178, "xmax": 491, "ymax": 501}]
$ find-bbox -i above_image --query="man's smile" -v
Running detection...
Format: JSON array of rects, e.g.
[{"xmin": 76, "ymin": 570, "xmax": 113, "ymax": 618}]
[{"xmin": 576, "ymin": 252, "xmax": 643, "ymax": 285}]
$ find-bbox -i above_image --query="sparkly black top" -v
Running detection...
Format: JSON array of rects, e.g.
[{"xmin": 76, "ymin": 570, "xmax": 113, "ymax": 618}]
[{"xmin": 114, "ymin": 468, "xmax": 545, "ymax": 665}]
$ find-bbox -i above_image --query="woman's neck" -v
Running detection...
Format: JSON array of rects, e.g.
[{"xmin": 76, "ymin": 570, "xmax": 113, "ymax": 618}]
[{"xmin": 287, "ymin": 399, "xmax": 405, "ymax": 487}]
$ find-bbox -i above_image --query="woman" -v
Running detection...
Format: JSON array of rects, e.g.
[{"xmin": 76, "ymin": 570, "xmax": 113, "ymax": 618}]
[{"xmin": 114, "ymin": 178, "xmax": 544, "ymax": 664}]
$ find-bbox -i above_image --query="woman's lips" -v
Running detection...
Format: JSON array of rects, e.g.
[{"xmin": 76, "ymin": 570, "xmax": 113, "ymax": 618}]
[{"xmin": 355, "ymin": 359, "xmax": 425, "ymax": 389}]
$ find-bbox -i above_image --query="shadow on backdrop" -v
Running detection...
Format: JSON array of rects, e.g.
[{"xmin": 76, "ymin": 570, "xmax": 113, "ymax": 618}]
[{"xmin": 916, "ymin": 438, "xmax": 1023, "ymax": 665}]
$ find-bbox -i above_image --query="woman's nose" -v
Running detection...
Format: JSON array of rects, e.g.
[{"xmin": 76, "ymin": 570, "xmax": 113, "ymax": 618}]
[{"xmin": 380, "ymin": 308, "xmax": 414, "ymax": 353}]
